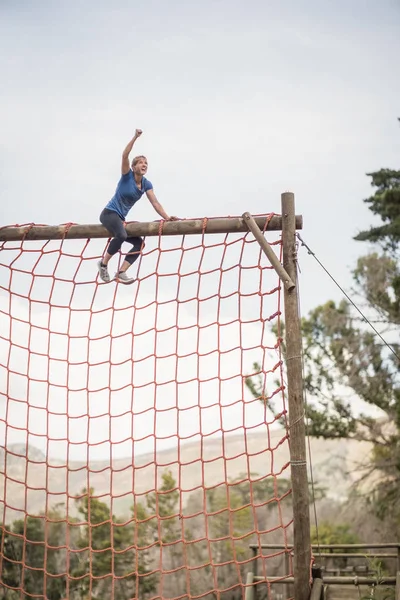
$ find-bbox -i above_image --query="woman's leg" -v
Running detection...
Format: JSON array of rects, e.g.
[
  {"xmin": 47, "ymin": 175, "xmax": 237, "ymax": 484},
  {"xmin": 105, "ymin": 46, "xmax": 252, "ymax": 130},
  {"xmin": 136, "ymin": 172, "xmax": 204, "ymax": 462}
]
[
  {"xmin": 98, "ymin": 210, "xmax": 127, "ymax": 281},
  {"xmin": 100, "ymin": 209, "xmax": 127, "ymax": 264},
  {"xmin": 119, "ymin": 236, "xmax": 144, "ymax": 273}
]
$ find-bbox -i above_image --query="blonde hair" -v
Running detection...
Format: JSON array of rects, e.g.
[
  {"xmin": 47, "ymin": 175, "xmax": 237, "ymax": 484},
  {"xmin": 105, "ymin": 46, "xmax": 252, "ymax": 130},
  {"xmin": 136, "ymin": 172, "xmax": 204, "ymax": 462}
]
[{"xmin": 132, "ymin": 155, "xmax": 147, "ymax": 167}]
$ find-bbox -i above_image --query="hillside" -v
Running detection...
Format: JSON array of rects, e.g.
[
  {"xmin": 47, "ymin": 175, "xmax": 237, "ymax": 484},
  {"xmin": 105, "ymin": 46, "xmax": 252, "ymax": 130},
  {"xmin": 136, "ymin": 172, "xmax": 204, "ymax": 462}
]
[{"xmin": 0, "ymin": 429, "xmax": 371, "ymax": 522}]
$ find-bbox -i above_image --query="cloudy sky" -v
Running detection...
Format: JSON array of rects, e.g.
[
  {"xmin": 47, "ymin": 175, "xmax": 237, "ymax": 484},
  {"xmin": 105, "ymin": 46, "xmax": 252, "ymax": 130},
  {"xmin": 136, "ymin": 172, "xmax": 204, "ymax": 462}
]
[
  {"xmin": 1, "ymin": 0, "xmax": 399, "ymax": 303},
  {"xmin": 0, "ymin": 0, "xmax": 399, "ymax": 463}
]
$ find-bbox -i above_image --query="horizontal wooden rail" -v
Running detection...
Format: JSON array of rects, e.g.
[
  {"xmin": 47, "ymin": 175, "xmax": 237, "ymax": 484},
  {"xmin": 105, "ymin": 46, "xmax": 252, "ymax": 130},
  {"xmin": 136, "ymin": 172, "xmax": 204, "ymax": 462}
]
[
  {"xmin": 314, "ymin": 553, "xmax": 397, "ymax": 559},
  {"xmin": 251, "ymin": 575, "xmax": 397, "ymax": 586},
  {"xmin": 249, "ymin": 543, "xmax": 400, "ymax": 550},
  {"xmin": 0, "ymin": 215, "xmax": 303, "ymax": 241}
]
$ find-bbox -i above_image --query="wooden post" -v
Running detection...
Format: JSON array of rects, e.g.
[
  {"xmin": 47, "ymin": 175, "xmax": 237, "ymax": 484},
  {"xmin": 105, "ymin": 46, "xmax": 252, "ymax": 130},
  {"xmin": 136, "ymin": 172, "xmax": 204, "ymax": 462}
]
[
  {"xmin": 310, "ymin": 578, "xmax": 323, "ymax": 600},
  {"xmin": 284, "ymin": 552, "xmax": 291, "ymax": 600},
  {"xmin": 242, "ymin": 212, "xmax": 295, "ymax": 291},
  {"xmin": 252, "ymin": 547, "xmax": 258, "ymax": 599},
  {"xmin": 245, "ymin": 571, "xmax": 256, "ymax": 600},
  {"xmin": 281, "ymin": 192, "xmax": 311, "ymax": 600}
]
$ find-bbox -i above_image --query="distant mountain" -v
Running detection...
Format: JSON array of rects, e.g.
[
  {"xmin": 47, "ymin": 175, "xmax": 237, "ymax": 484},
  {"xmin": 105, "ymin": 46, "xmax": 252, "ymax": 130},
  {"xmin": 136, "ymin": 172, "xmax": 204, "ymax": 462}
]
[
  {"xmin": 0, "ymin": 443, "xmax": 47, "ymax": 464},
  {"xmin": 0, "ymin": 429, "xmax": 371, "ymax": 523}
]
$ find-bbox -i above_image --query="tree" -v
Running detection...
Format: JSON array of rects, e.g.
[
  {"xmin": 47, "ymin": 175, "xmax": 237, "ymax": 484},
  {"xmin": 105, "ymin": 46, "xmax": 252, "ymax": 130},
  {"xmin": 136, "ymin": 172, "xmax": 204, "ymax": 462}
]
[
  {"xmin": 1, "ymin": 522, "xmax": 20, "ymax": 594},
  {"xmin": 141, "ymin": 471, "xmax": 183, "ymax": 598},
  {"xmin": 146, "ymin": 471, "xmax": 181, "ymax": 547},
  {"xmin": 130, "ymin": 501, "xmax": 158, "ymax": 596},
  {"xmin": 185, "ymin": 477, "xmax": 267, "ymax": 599},
  {"xmin": 354, "ymin": 161, "xmax": 400, "ymax": 253},
  {"xmin": 0, "ymin": 511, "xmax": 68, "ymax": 600},
  {"xmin": 301, "ymin": 162, "xmax": 400, "ymax": 528},
  {"xmin": 71, "ymin": 488, "xmax": 155, "ymax": 600}
]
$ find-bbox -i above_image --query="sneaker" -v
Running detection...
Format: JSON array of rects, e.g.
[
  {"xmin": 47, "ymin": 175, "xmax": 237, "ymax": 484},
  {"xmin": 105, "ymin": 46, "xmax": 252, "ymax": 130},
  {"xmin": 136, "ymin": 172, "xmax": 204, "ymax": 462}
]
[
  {"xmin": 114, "ymin": 271, "xmax": 135, "ymax": 285},
  {"xmin": 97, "ymin": 260, "xmax": 110, "ymax": 283}
]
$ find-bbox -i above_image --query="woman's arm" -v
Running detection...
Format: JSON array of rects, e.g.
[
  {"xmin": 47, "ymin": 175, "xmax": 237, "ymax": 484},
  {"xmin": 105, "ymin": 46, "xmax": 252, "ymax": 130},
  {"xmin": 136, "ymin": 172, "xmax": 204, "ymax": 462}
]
[
  {"xmin": 121, "ymin": 129, "xmax": 142, "ymax": 174},
  {"xmin": 146, "ymin": 189, "xmax": 178, "ymax": 221}
]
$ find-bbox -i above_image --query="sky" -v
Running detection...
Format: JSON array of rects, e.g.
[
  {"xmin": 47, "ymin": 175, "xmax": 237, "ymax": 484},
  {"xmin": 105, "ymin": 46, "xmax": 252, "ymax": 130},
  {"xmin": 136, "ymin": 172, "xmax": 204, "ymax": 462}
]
[
  {"xmin": 0, "ymin": 0, "xmax": 399, "ymax": 464},
  {"xmin": 1, "ymin": 0, "xmax": 399, "ymax": 291}
]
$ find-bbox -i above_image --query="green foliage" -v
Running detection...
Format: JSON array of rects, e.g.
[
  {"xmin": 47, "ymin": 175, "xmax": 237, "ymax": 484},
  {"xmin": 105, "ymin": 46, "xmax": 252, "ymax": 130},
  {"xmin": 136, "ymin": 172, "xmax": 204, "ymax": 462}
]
[
  {"xmin": 134, "ymin": 471, "xmax": 183, "ymax": 597},
  {"xmin": 354, "ymin": 167, "xmax": 400, "ymax": 253},
  {"xmin": 1, "ymin": 523, "xmax": 20, "ymax": 591},
  {"xmin": 1, "ymin": 472, "xmax": 270, "ymax": 600},
  {"xmin": 199, "ymin": 479, "xmax": 254, "ymax": 597},
  {"xmin": 359, "ymin": 557, "xmax": 395, "ymax": 600},
  {"xmin": 0, "ymin": 490, "xmax": 160, "ymax": 600},
  {"xmin": 296, "ymin": 138, "xmax": 400, "ymax": 527},
  {"xmin": 145, "ymin": 470, "xmax": 181, "ymax": 545},
  {"xmin": 301, "ymin": 299, "xmax": 400, "ymax": 439},
  {"xmin": 228, "ymin": 472, "xmax": 292, "ymax": 506},
  {"xmin": 206, "ymin": 482, "xmax": 252, "ymax": 552},
  {"xmin": 311, "ymin": 522, "xmax": 359, "ymax": 548},
  {"xmin": 70, "ymin": 487, "xmax": 154, "ymax": 600},
  {"xmin": 353, "ymin": 253, "xmax": 400, "ymax": 324},
  {"xmin": 0, "ymin": 508, "xmax": 69, "ymax": 600},
  {"xmin": 1, "ymin": 471, "xmax": 292, "ymax": 600}
]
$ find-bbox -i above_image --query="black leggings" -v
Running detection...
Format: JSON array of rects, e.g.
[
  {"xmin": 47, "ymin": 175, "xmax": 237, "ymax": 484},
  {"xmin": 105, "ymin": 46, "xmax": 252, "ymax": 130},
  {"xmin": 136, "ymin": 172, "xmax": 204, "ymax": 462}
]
[{"xmin": 100, "ymin": 209, "xmax": 143, "ymax": 266}]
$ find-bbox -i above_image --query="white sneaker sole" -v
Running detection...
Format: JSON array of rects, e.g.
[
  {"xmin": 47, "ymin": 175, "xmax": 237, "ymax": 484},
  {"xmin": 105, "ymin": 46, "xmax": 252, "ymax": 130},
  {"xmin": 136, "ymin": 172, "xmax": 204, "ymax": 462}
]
[{"xmin": 114, "ymin": 275, "xmax": 135, "ymax": 285}]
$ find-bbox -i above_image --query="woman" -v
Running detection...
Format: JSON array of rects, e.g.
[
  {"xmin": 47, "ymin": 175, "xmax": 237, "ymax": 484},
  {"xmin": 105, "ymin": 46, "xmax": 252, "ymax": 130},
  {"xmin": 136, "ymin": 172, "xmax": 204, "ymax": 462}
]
[{"xmin": 97, "ymin": 129, "xmax": 178, "ymax": 284}]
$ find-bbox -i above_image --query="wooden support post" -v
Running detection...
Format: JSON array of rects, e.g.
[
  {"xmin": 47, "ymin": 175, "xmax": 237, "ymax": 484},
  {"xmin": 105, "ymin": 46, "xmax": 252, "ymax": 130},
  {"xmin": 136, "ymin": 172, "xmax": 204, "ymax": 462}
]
[
  {"xmin": 242, "ymin": 212, "xmax": 295, "ymax": 290},
  {"xmin": 281, "ymin": 192, "xmax": 311, "ymax": 600},
  {"xmin": 310, "ymin": 578, "xmax": 323, "ymax": 600},
  {"xmin": 396, "ymin": 571, "xmax": 400, "ymax": 600},
  {"xmin": 284, "ymin": 552, "xmax": 291, "ymax": 600},
  {"xmin": 245, "ymin": 571, "xmax": 256, "ymax": 600},
  {"xmin": 251, "ymin": 546, "xmax": 258, "ymax": 596}
]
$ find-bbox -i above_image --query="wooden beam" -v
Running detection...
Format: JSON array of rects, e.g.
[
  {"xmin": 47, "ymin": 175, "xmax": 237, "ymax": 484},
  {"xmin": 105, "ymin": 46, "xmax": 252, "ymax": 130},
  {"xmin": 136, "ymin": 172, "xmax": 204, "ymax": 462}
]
[
  {"xmin": 0, "ymin": 215, "xmax": 303, "ymax": 242},
  {"xmin": 307, "ymin": 553, "xmax": 398, "ymax": 559},
  {"xmin": 249, "ymin": 544, "xmax": 400, "ymax": 550},
  {"xmin": 253, "ymin": 576, "xmax": 397, "ymax": 586},
  {"xmin": 282, "ymin": 192, "xmax": 311, "ymax": 600},
  {"xmin": 242, "ymin": 211, "xmax": 295, "ymax": 291}
]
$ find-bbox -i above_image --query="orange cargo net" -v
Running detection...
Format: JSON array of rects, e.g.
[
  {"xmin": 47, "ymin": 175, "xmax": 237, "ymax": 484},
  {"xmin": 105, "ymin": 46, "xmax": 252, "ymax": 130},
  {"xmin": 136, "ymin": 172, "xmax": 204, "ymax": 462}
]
[{"xmin": 0, "ymin": 216, "xmax": 294, "ymax": 600}]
